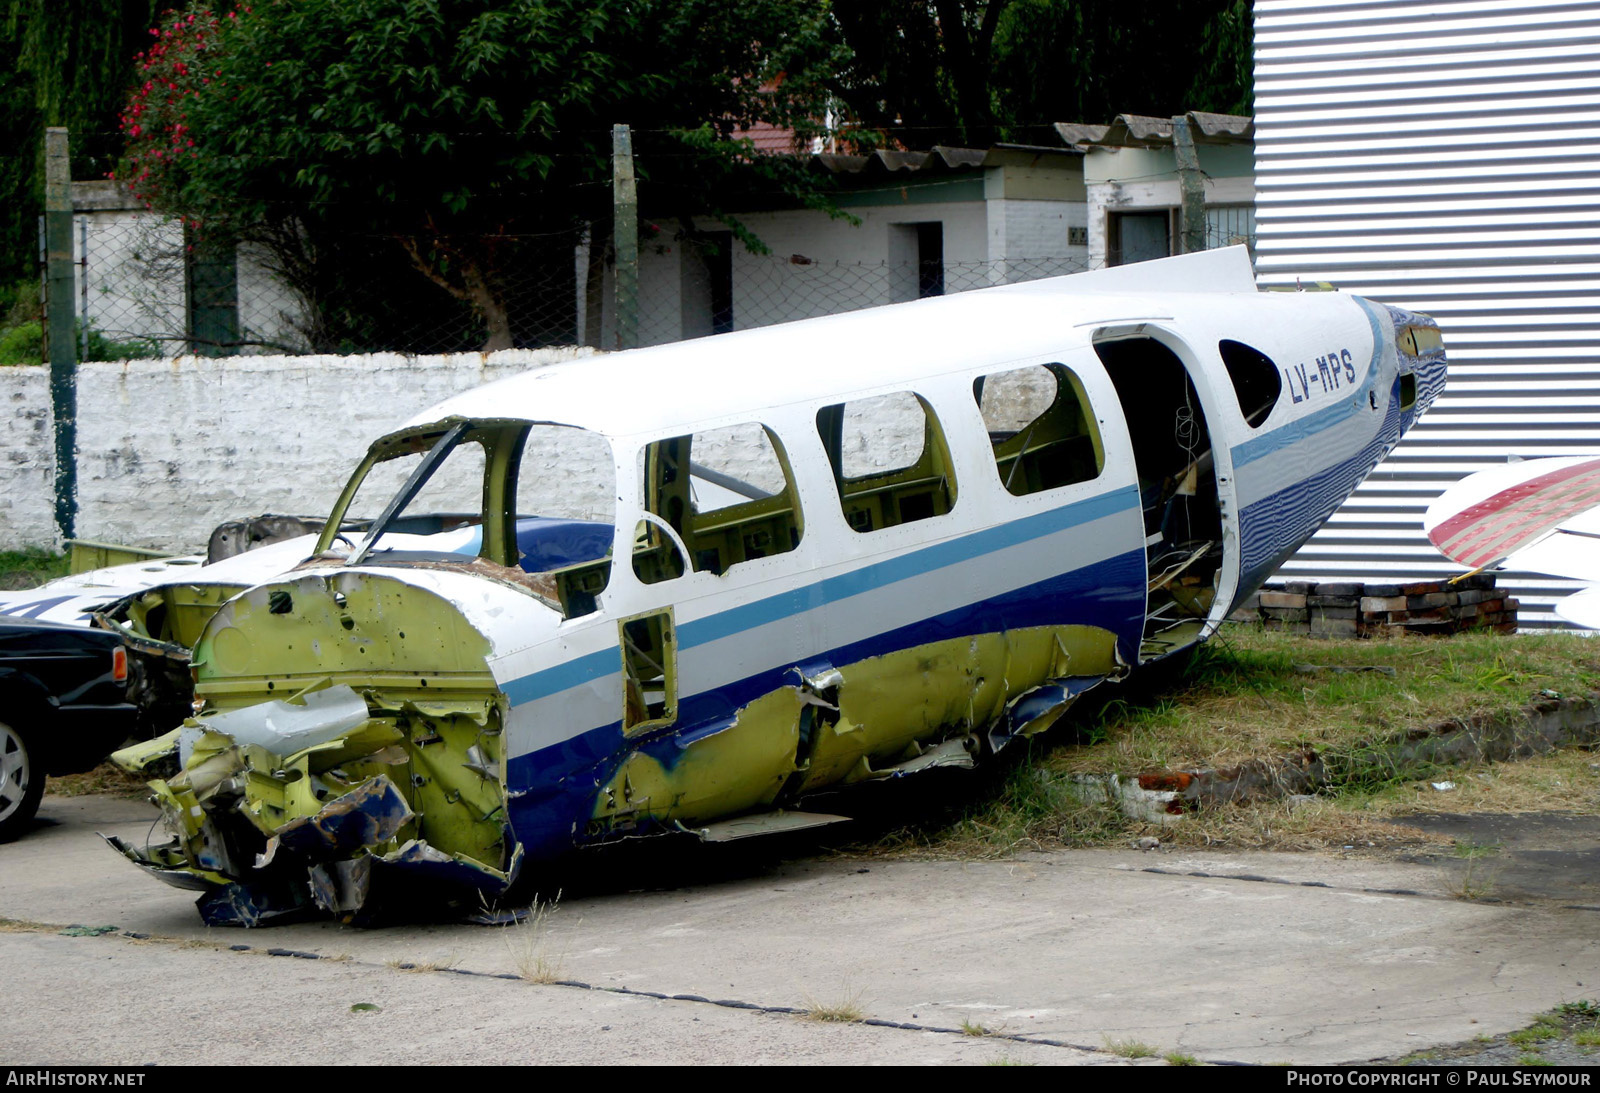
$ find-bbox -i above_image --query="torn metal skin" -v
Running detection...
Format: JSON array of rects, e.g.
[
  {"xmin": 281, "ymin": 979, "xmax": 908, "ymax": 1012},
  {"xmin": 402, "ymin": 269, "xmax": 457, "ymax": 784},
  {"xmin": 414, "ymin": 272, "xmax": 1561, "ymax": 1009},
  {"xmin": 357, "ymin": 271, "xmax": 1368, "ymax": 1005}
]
[
  {"xmin": 109, "ymin": 573, "xmax": 518, "ymax": 926},
  {"xmin": 587, "ymin": 624, "xmax": 1119, "ymax": 841}
]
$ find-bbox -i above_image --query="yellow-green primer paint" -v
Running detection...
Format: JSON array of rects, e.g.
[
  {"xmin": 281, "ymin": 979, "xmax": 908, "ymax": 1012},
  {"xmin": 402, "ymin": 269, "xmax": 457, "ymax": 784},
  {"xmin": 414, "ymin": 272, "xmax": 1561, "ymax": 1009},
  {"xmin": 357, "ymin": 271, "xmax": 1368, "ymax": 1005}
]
[
  {"xmin": 590, "ymin": 624, "xmax": 1118, "ymax": 833},
  {"xmin": 114, "ymin": 572, "xmax": 513, "ymax": 898}
]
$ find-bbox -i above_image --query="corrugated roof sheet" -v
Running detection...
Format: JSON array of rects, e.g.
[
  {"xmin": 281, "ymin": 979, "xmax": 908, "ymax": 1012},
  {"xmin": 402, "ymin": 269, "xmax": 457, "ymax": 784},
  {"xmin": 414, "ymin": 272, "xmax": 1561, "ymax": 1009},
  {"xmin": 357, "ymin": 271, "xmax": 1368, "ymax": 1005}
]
[
  {"xmin": 812, "ymin": 145, "xmax": 1078, "ymax": 176},
  {"xmin": 1060, "ymin": 111, "xmax": 1254, "ymax": 149}
]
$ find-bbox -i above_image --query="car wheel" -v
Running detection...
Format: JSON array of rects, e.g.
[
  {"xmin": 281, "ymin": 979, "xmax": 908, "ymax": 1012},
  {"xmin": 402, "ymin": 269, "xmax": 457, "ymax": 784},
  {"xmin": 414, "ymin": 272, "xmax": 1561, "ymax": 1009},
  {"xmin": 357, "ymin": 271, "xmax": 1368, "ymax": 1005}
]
[{"xmin": 0, "ymin": 719, "xmax": 44, "ymax": 843}]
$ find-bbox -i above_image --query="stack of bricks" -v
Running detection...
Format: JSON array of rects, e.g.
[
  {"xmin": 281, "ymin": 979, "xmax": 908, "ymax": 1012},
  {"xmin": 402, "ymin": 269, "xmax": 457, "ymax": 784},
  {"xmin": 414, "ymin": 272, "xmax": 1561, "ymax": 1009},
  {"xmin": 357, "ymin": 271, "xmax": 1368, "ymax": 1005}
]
[{"xmin": 1230, "ymin": 575, "xmax": 1518, "ymax": 638}]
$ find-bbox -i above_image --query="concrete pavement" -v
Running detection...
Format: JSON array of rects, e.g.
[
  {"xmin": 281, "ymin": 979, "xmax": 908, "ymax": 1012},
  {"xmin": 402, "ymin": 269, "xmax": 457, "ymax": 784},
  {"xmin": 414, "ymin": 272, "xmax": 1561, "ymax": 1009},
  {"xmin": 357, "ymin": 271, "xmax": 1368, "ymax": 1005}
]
[{"xmin": 3, "ymin": 792, "xmax": 1597, "ymax": 1065}]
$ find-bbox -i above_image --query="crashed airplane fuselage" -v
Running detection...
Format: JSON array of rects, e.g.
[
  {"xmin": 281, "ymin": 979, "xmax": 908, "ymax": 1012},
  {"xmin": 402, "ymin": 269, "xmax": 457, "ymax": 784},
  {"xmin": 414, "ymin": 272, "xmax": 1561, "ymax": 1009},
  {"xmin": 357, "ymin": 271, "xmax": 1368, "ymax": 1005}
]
[{"xmin": 108, "ymin": 248, "xmax": 1447, "ymax": 924}]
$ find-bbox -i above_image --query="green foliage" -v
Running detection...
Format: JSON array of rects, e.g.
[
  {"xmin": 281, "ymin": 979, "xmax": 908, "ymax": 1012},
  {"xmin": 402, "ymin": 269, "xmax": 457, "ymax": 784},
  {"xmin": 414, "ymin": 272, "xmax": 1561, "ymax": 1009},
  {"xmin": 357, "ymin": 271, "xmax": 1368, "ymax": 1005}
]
[
  {"xmin": 122, "ymin": 0, "xmax": 849, "ymax": 349},
  {"xmin": 0, "ymin": 2, "xmax": 164, "ymax": 277},
  {"xmin": 0, "ymin": 319, "xmax": 39, "ymax": 364},
  {"xmin": 0, "ymin": 317, "xmax": 158, "ymax": 365},
  {"xmin": 1509, "ymin": 1021, "xmax": 1564, "ymax": 1046},
  {"xmin": 0, "ymin": 548, "xmax": 70, "ymax": 589},
  {"xmin": 833, "ymin": 0, "xmax": 1254, "ymax": 148}
]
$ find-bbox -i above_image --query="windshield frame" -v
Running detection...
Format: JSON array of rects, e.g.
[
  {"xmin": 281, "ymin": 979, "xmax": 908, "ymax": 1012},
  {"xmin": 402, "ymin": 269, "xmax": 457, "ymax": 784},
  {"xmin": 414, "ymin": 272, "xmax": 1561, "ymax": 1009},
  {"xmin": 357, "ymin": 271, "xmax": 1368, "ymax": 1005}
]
[{"xmin": 315, "ymin": 418, "xmax": 527, "ymax": 566}]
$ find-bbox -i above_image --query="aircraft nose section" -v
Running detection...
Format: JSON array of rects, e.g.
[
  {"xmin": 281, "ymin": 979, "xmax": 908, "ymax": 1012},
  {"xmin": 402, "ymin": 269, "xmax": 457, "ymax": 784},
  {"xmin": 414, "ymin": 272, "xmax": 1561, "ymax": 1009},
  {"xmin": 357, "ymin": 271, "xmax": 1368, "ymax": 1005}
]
[{"xmin": 1386, "ymin": 303, "xmax": 1447, "ymax": 428}]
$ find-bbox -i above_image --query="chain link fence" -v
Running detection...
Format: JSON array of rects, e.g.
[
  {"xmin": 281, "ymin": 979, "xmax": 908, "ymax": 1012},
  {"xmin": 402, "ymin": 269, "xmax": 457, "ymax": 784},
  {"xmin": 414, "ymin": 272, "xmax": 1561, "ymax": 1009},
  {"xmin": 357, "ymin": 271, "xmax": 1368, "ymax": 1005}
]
[{"xmin": 39, "ymin": 202, "xmax": 1253, "ymax": 359}]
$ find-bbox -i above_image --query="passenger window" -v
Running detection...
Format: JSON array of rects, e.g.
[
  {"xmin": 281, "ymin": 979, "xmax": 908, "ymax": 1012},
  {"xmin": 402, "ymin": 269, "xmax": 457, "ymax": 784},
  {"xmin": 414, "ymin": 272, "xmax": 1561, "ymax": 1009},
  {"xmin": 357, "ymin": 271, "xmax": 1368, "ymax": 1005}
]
[
  {"xmin": 633, "ymin": 423, "xmax": 803, "ymax": 584},
  {"xmin": 973, "ymin": 364, "xmax": 1104, "ymax": 496},
  {"xmin": 1218, "ymin": 340, "xmax": 1281, "ymax": 428},
  {"xmin": 816, "ymin": 392, "xmax": 957, "ymax": 533}
]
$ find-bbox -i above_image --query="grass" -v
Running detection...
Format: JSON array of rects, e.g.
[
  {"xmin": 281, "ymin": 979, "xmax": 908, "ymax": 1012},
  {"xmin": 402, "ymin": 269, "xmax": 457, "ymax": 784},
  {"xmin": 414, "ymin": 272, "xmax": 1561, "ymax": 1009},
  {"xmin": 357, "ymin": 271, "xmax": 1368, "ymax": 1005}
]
[
  {"xmin": 1508, "ymin": 1021, "xmax": 1564, "ymax": 1046},
  {"xmin": 960, "ymin": 1019, "xmax": 991, "ymax": 1036},
  {"xmin": 1452, "ymin": 856, "xmax": 1501, "ymax": 902},
  {"xmin": 1054, "ymin": 628, "xmax": 1600, "ymax": 776},
  {"xmin": 1419, "ymin": 1000, "xmax": 1600, "ymax": 1065},
  {"xmin": 1104, "ymin": 1036, "xmax": 1158, "ymax": 1059},
  {"xmin": 503, "ymin": 894, "xmax": 568, "ymax": 984},
  {"xmin": 800, "ymin": 986, "xmax": 865, "ymax": 1023},
  {"xmin": 856, "ymin": 628, "xmax": 1600, "ymax": 858},
  {"xmin": 388, "ymin": 953, "xmax": 459, "ymax": 973},
  {"xmin": 0, "ymin": 548, "xmax": 69, "ymax": 590},
  {"xmin": 1163, "ymin": 1051, "xmax": 1199, "ymax": 1066},
  {"xmin": 48, "ymin": 763, "xmax": 150, "ymax": 798}
]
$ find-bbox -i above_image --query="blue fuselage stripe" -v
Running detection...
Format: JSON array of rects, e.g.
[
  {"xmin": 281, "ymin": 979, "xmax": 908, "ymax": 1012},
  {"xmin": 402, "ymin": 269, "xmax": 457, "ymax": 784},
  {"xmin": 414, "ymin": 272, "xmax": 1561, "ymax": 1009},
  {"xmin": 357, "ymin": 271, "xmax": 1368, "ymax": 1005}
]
[{"xmin": 499, "ymin": 484, "xmax": 1141, "ymax": 707}]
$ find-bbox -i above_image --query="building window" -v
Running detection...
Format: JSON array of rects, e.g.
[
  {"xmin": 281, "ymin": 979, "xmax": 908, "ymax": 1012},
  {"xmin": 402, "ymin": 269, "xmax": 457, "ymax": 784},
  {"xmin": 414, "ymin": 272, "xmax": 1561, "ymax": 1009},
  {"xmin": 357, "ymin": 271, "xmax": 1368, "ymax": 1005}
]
[{"xmin": 1206, "ymin": 206, "xmax": 1256, "ymax": 252}]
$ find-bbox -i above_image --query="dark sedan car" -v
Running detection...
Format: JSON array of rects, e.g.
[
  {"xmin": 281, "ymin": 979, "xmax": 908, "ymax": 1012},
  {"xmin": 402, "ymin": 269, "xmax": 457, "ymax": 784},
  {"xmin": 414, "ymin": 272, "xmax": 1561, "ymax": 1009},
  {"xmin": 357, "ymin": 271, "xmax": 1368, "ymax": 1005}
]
[{"xmin": 0, "ymin": 617, "xmax": 143, "ymax": 842}]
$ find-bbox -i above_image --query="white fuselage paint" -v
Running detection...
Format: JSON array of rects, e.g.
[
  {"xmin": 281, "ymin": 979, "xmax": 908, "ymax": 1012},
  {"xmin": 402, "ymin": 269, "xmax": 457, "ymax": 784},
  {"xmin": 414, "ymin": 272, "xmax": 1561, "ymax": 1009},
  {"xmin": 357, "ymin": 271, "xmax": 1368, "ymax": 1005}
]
[{"xmin": 6, "ymin": 250, "xmax": 1437, "ymax": 785}]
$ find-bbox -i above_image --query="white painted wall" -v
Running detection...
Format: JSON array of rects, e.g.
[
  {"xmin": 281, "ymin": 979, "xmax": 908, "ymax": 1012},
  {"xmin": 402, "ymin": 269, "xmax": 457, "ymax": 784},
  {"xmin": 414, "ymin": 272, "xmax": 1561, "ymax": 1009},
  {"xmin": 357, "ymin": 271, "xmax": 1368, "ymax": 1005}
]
[
  {"xmin": 72, "ymin": 183, "xmax": 309, "ymax": 355},
  {"xmin": 0, "ymin": 367, "xmax": 58, "ymax": 551},
  {"xmin": 0, "ymin": 341, "xmax": 1060, "ymax": 558},
  {"xmin": 0, "ymin": 346, "xmax": 598, "ymax": 553},
  {"xmin": 1083, "ymin": 143, "xmax": 1256, "ymax": 270},
  {"xmin": 988, "ymin": 199, "xmax": 1089, "ymax": 281},
  {"xmin": 78, "ymin": 211, "xmax": 186, "ymax": 350},
  {"xmin": 621, "ymin": 203, "xmax": 994, "ymax": 345}
]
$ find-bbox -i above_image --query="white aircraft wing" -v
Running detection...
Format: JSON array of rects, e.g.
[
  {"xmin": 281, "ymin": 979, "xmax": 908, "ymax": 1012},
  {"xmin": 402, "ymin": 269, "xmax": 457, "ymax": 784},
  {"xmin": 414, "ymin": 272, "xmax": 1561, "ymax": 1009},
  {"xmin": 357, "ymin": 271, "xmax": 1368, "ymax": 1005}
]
[{"xmin": 1424, "ymin": 456, "xmax": 1600, "ymax": 580}]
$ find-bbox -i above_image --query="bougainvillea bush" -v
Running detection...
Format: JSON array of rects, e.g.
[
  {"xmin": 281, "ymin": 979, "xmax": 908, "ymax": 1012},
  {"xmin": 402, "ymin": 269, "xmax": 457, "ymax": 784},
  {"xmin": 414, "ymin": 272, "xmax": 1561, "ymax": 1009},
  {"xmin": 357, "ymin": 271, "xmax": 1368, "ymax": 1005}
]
[{"xmin": 116, "ymin": 0, "xmax": 847, "ymax": 350}]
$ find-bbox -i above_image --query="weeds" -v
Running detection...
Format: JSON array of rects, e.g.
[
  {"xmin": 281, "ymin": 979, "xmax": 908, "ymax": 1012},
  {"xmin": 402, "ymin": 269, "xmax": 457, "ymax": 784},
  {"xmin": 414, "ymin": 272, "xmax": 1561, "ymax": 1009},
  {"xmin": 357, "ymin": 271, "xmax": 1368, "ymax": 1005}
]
[
  {"xmin": 0, "ymin": 549, "xmax": 69, "ymax": 591},
  {"xmin": 504, "ymin": 893, "xmax": 569, "ymax": 984},
  {"xmin": 1164, "ymin": 1051, "xmax": 1199, "ymax": 1066},
  {"xmin": 960, "ymin": 1019, "xmax": 991, "ymax": 1037},
  {"xmin": 1508, "ymin": 1021, "xmax": 1563, "ymax": 1046},
  {"xmin": 800, "ymin": 986, "xmax": 865, "ymax": 1023},
  {"xmin": 855, "ymin": 629, "xmax": 1600, "ymax": 859},
  {"xmin": 389, "ymin": 953, "xmax": 458, "ymax": 973},
  {"xmin": 1104, "ymin": 1036, "xmax": 1158, "ymax": 1059}
]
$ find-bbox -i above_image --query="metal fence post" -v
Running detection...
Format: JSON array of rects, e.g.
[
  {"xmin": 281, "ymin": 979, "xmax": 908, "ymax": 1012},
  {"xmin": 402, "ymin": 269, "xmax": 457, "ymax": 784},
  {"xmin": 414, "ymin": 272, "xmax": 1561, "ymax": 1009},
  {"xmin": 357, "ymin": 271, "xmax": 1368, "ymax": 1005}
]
[
  {"xmin": 612, "ymin": 124, "xmax": 638, "ymax": 351},
  {"xmin": 43, "ymin": 127, "xmax": 77, "ymax": 542}
]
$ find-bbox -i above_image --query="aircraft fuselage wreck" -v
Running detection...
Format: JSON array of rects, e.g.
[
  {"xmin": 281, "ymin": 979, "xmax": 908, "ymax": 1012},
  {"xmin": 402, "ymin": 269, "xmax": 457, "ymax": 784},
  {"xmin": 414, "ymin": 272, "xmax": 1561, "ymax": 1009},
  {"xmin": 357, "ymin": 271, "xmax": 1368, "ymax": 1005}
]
[{"xmin": 101, "ymin": 248, "xmax": 1447, "ymax": 924}]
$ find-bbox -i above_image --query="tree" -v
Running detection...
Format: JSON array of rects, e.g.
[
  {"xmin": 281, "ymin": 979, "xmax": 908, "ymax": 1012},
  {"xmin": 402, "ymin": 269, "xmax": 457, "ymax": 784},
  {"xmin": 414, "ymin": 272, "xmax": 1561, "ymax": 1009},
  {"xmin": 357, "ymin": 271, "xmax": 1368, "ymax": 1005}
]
[
  {"xmin": 123, "ymin": 0, "xmax": 847, "ymax": 351},
  {"xmin": 0, "ymin": 1, "xmax": 161, "ymax": 280},
  {"xmin": 830, "ymin": 0, "xmax": 1253, "ymax": 149}
]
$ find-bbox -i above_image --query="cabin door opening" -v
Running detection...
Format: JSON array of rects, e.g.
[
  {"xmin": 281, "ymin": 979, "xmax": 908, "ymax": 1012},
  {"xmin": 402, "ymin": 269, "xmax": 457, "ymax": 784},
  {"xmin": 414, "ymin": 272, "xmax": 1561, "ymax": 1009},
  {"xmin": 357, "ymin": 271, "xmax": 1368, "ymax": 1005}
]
[{"xmin": 1094, "ymin": 334, "xmax": 1227, "ymax": 662}]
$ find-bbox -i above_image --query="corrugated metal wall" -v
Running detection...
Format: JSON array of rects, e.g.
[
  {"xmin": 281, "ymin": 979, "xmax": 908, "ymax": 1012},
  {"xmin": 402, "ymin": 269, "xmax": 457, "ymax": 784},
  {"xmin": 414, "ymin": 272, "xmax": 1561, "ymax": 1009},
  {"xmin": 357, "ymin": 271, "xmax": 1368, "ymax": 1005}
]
[{"xmin": 1253, "ymin": 0, "xmax": 1600, "ymax": 624}]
